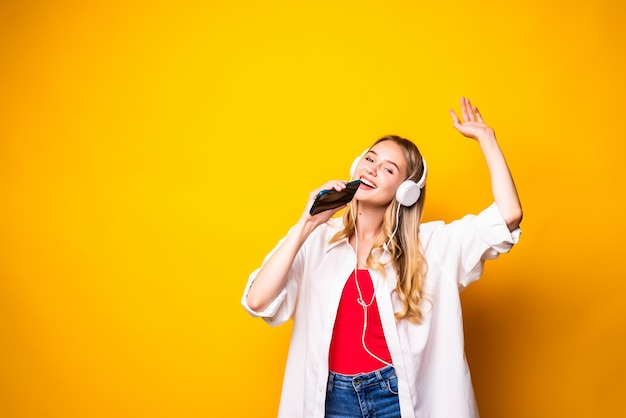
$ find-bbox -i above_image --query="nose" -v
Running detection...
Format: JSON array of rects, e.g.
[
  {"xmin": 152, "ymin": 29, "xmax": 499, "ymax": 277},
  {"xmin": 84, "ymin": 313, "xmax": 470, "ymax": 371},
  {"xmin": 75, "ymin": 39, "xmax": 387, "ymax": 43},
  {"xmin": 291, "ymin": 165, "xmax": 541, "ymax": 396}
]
[{"xmin": 365, "ymin": 165, "xmax": 376, "ymax": 176}]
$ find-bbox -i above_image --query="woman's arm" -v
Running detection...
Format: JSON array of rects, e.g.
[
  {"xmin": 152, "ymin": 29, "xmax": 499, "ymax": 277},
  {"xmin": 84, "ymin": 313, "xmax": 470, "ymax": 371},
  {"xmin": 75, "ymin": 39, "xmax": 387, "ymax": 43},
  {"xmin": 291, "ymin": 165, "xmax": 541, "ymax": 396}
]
[
  {"xmin": 449, "ymin": 97, "xmax": 523, "ymax": 231},
  {"xmin": 245, "ymin": 180, "xmax": 349, "ymax": 312}
]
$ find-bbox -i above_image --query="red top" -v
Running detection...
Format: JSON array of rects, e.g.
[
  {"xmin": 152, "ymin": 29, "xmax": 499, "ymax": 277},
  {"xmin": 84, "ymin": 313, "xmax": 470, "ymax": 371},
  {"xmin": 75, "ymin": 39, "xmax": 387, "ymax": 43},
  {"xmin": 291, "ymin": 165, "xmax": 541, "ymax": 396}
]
[{"xmin": 328, "ymin": 269, "xmax": 392, "ymax": 374}]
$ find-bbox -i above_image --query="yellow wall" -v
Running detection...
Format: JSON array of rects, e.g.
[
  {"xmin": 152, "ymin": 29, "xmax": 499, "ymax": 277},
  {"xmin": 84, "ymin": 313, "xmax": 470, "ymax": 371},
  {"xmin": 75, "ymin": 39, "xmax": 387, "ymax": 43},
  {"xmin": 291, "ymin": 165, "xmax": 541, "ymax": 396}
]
[{"xmin": 1, "ymin": 1, "xmax": 625, "ymax": 417}]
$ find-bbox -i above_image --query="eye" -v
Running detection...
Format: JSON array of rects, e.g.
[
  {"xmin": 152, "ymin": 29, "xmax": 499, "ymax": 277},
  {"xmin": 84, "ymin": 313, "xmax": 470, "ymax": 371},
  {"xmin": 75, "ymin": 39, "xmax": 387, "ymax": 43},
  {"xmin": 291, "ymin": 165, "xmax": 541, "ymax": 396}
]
[
  {"xmin": 384, "ymin": 167, "xmax": 394, "ymax": 174},
  {"xmin": 365, "ymin": 157, "xmax": 374, "ymax": 163}
]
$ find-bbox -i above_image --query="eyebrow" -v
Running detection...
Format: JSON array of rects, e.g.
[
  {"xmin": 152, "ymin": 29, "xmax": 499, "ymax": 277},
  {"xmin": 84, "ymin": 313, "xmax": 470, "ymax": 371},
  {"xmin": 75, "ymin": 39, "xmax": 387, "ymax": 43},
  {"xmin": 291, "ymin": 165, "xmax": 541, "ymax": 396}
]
[{"xmin": 368, "ymin": 150, "xmax": 400, "ymax": 171}]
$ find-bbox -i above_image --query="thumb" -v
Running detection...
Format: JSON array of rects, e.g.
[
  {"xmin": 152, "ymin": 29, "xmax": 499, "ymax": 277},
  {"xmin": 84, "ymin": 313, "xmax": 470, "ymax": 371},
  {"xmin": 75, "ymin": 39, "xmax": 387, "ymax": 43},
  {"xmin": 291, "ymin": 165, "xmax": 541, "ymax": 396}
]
[{"xmin": 449, "ymin": 109, "xmax": 461, "ymax": 124}]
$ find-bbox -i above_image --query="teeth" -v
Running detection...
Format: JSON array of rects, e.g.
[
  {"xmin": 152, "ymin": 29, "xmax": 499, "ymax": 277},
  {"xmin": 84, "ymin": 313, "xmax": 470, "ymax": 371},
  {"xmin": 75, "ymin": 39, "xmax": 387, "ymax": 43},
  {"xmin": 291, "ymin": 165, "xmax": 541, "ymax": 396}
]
[{"xmin": 360, "ymin": 178, "xmax": 376, "ymax": 188}]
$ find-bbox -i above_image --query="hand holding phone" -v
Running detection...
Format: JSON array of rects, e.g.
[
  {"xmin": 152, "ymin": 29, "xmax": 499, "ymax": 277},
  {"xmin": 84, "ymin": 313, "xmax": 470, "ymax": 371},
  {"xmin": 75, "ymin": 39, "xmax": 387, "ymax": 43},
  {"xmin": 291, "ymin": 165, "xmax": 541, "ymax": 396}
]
[{"xmin": 309, "ymin": 180, "xmax": 361, "ymax": 216}]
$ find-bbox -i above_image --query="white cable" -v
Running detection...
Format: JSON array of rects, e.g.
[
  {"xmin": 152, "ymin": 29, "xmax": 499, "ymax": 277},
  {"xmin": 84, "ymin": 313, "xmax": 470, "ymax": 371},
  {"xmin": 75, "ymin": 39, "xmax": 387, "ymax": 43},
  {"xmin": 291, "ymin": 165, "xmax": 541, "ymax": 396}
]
[
  {"xmin": 350, "ymin": 202, "xmax": 394, "ymax": 368},
  {"xmin": 359, "ymin": 300, "xmax": 392, "ymax": 367},
  {"xmin": 383, "ymin": 203, "xmax": 402, "ymax": 256}
]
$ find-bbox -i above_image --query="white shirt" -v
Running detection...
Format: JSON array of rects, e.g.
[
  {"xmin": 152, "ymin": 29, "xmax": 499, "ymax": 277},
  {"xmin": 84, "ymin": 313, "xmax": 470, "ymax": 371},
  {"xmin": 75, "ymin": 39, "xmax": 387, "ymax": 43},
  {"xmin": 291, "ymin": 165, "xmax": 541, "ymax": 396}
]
[{"xmin": 242, "ymin": 203, "xmax": 521, "ymax": 418}]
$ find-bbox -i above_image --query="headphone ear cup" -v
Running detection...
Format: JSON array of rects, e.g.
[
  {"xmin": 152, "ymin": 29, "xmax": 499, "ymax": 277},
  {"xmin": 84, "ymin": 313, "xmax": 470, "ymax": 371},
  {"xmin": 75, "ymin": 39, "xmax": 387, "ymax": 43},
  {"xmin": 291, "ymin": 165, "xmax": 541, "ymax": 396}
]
[{"xmin": 396, "ymin": 180, "xmax": 420, "ymax": 207}]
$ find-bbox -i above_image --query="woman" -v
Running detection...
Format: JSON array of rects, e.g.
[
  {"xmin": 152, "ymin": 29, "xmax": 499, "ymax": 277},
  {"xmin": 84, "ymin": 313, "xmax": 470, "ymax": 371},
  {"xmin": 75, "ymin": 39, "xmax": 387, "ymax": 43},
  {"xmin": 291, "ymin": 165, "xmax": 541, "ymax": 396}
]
[{"xmin": 242, "ymin": 97, "xmax": 522, "ymax": 418}]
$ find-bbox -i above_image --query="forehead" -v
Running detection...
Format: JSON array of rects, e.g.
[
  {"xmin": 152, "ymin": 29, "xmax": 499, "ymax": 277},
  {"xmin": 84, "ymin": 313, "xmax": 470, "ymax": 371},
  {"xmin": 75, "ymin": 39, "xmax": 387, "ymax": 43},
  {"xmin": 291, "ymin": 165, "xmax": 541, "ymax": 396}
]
[{"xmin": 369, "ymin": 141, "xmax": 407, "ymax": 168}]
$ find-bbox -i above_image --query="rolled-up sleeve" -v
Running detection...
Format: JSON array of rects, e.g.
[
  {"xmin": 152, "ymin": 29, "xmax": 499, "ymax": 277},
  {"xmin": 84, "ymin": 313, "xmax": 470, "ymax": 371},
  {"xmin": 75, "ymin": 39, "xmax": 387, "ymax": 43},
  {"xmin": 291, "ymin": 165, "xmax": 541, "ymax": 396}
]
[
  {"xmin": 474, "ymin": 203, "xmax": 521, "ymax": 260},
  {"xmin": 424, "ymin": 203, "xmax": 521, "ymax": 290},
  {"xmin": 241, "ymin": 270, "xmax": 289, "ymax": 318},
  {"xmin": 461, "ymin": 203, "xmax": 521, "ymax": 287}
]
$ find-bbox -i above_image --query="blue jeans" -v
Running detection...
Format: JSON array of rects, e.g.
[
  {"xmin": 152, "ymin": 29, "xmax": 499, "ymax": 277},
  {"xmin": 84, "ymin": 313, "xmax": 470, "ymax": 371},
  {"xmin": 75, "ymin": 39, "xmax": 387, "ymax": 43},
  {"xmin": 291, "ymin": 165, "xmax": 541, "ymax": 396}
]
[{"xmin": 324, "ymin": 365, "xmax": 401, "ymax": 418}]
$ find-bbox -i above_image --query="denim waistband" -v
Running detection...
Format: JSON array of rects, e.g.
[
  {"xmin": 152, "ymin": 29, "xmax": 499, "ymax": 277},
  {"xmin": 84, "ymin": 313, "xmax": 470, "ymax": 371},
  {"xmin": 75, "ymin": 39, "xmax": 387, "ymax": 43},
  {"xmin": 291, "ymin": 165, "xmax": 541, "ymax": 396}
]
[{"xmin": 328, "ymin": 365, "xmax": 396, "ymax": 390}]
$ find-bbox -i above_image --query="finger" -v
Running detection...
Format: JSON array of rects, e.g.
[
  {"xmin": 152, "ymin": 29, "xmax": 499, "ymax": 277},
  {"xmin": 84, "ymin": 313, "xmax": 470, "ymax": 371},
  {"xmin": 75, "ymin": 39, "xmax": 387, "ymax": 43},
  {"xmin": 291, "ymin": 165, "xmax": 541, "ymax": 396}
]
[
  {"xmin": 333, "ymin": 180, "xmax": 348, "ymax": 189},
  {"xmin": 450, "ymin": 111, "xmax": 466, "ymax": 133},
  {"xmin": 460, "ymin": 97, "xmax": 469, "ymax": 122},
  {"xmin": 474, "ymin": 106, "xmax": 484, "ymax": 123},
  {"xmin": 465, "ymin": 97, "xmax": 476, "ymax": 123},
  {"xmin": 319, "ymin": 180, "xmax": 347, "ymax": 193},
  {"xmin": 449, "ymin": 109, "xmax": 460, "ymax": 124},
  {"xmin": 333, "ymin": 182, "xmax": 347, "ymax": 191}
]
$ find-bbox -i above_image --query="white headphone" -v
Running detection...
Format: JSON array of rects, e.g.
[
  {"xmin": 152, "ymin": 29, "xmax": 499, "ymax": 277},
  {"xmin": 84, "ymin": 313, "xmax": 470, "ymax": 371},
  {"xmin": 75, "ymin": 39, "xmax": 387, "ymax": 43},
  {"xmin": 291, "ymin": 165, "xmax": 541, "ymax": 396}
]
[{"xmin": 350, "ymin": 149, "xmax": 427, "ymax": 207}]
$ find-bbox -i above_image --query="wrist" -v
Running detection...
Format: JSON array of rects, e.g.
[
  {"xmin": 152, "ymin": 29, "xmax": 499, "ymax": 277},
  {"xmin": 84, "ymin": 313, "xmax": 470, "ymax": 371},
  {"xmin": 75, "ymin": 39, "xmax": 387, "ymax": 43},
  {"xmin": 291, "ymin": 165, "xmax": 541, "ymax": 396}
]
[
  {"xmin": 477, "ymin": 130, "xmax": 499, "ymax": 152},
  {"xmin": 476, "ymin": 129, "xmax": 497, "ymax": 144},
  {"xmin": 295, "ymin": 216, "xmax": 319, "ymax": 237}
]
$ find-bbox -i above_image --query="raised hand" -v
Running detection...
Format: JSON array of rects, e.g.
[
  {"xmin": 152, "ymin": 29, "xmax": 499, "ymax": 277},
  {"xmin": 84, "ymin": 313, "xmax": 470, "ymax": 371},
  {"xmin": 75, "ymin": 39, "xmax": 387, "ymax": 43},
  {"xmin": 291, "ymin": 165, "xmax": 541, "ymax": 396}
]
[
  {"xmin": 449, "ymin": 96, "xmax": 495, "ymax": 141},
  {"xmin": 449, "ymin": 97, "xmax": 522, "ymax": 230}
]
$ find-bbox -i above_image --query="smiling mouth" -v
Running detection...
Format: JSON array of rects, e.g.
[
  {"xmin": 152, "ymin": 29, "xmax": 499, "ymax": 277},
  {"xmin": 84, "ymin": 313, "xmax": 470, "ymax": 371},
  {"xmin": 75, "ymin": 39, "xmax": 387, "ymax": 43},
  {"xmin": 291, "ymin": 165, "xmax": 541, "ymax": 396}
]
[{"xmin": 360, "ymin": 178, "xmax": 377, "ymax": 189}]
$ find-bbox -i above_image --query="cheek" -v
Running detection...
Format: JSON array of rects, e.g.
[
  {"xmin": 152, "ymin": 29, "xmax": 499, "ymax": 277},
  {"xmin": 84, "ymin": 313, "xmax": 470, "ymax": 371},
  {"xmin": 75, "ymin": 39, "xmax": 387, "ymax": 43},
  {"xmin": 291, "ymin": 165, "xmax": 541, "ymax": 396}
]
[
  {"xmin": 388, "ymin": 178, "xmax": 405, "ymax": 193},
  {"xmin": 352, "ymin": 161, "xmax": 366, "ymax": 178},
  {"xmin": 387, "ymin": 177, "xmax": 410, "ymax": 201},
  {"xmin": 380, "ymin": 179, "xmax": 402, "ymax": 201}
]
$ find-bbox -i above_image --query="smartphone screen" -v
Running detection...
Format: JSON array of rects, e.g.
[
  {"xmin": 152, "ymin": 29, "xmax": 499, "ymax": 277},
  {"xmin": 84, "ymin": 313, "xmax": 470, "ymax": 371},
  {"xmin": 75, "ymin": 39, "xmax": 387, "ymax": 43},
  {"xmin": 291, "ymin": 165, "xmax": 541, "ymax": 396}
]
[{"xmin": 309, "ymin": 180, "xmax": 361, "ymax": 215}]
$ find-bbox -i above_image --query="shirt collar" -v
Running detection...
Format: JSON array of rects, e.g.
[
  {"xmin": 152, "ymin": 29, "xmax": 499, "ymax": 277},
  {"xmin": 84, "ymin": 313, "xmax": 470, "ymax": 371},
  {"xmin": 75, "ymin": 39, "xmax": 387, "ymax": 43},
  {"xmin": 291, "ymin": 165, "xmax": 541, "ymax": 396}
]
[
  {"xmin": 321, "ymin": 218, "xmax": 393, "ymax": 267},
  {"xmin": 323, "ymin": 217, "xmax": 349, "ymax": 253}
]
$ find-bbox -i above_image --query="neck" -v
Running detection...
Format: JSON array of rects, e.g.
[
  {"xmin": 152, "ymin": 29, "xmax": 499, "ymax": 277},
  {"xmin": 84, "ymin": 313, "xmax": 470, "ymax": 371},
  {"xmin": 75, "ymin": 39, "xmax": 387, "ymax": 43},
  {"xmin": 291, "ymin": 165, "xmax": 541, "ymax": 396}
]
[
  {"xmin": 352, "ymin": 203, "xmax": 386, "ymax": 241},
  {"xmin": 349, "ymin": 202, "xmax": 388, "ymax": 269}
]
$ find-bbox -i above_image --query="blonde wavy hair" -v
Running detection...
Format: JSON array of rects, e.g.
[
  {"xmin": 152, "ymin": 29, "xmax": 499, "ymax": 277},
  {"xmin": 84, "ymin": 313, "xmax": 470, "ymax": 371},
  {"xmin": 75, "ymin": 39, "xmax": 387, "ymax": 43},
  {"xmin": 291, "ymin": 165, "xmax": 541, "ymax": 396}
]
[{"xmin": 330, "ymin": 135, "xmax": 428, "ymax": 324}]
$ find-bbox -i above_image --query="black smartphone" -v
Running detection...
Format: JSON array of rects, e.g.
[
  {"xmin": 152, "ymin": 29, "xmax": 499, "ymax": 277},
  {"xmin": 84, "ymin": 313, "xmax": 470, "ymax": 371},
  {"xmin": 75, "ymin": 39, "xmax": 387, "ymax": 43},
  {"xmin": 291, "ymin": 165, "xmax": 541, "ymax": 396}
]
[{"xmin": 309, "ymin": 180, "xmax": 361, "ymax": 216}]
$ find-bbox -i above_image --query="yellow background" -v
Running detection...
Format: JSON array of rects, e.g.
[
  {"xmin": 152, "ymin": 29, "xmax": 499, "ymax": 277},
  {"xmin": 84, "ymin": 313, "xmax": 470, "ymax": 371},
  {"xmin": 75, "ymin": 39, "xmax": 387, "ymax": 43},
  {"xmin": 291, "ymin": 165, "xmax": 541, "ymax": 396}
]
[{"xmin": 1, "ymin": 0, "xmax": 625, "ymax": 417}]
